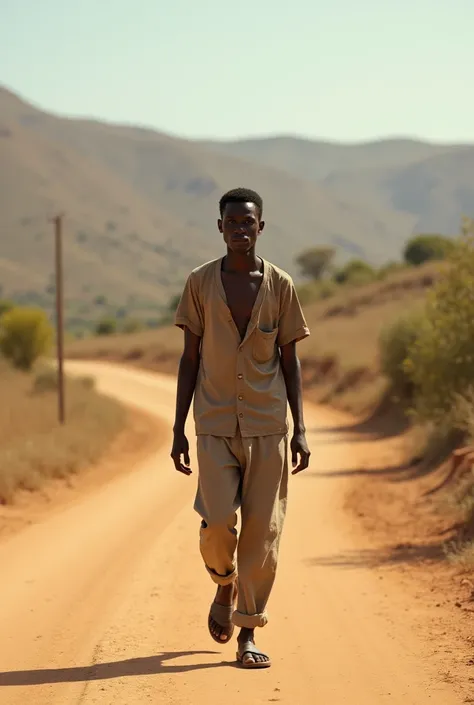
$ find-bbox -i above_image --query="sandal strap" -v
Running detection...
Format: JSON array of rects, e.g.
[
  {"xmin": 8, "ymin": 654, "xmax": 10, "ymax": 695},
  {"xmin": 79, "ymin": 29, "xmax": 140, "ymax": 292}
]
[
  {"xmin": 210, "ymin": 601, "xmax": 234, "ymax": 626},
  {"xmin": 239, "ymin": 641, "xmax": 265, "ymax": 658}
]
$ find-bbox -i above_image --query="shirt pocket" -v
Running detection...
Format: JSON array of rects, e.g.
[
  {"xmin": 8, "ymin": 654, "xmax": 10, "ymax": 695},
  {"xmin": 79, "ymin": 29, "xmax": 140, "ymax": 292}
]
[{"xmin": 253, "ymin": 327, "xmax": 278, "ymax": 364}]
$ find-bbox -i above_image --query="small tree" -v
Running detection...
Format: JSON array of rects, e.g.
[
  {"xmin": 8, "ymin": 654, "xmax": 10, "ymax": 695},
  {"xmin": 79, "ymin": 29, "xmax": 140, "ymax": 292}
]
[
  {"xmin": 0, "ymin": 299, "xmax": 14, "ymax": 317},
  {"xmin": 94, "ymin": 294, "xmax": 107, "ymax": 306},
  {"xmin": 95, "ymin": 317, "xmax": 117, "ymax": 336},
  {"xmin": 404, "ymin": 236, "xmax": 474, "ymax": 421},
  {"xmin": 295, "ymin": 247, "xmax": 335, "ymax": 280},
  {"xmin": 0, "ymin": 307, "xmax": 53, "ymax": 371},
  {"xmin": 333, "ymin": 259, "xmax": 376, "ymax": 285},
  {"xmin": 403, "ymin": 234, "xmax": 454, "ymax": 266},
  {"xmin": 379, "ymin": 309, "xmax": 424, "ymax": 400}
]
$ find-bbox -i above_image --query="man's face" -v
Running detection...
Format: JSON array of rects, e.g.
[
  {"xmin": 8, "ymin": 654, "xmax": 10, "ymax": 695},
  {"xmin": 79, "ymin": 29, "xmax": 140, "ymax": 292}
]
[{"xmin": 218, "ymin": 201, "xmax": 264, "ymax": 254}]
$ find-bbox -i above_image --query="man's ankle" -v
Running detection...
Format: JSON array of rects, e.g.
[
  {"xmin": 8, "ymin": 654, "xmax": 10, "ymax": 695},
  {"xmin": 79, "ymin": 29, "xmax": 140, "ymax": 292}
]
[{"xmin": 238, "ymin": 627, "xmax": 254, "ymax": 642}]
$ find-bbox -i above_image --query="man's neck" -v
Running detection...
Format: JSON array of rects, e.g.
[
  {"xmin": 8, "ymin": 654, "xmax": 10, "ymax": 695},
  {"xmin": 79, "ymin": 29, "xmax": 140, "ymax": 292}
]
[{"xmin": 224, "ymin": 249, "xmax": 262, "ymax": 274}]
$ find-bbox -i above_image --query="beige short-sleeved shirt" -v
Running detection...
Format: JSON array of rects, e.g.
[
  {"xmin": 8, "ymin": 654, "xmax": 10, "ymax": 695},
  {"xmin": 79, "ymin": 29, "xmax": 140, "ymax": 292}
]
[{"xmin": 175, "ymin": 257, "xmax": 310, "ymax": 438}]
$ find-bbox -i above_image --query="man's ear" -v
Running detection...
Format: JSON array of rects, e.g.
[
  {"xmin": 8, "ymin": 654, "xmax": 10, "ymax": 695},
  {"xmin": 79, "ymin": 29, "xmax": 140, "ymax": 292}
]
[
  {"xmin": 259, "ymin": 220, "xmax": 265, "ymax": 233},
  {"xmin": 217, "ymin": 218, "xmax": 223, "ymax": 233}
]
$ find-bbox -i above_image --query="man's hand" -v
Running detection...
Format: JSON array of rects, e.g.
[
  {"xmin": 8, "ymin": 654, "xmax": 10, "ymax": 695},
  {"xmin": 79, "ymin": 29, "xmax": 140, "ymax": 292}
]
[
  {"xmin": 290, "ymin": 431, "xmax": 310, "ymax": 475},
  {"xmin": 171, "ymin": 431, "xmax": 192, "ymax": 476}
]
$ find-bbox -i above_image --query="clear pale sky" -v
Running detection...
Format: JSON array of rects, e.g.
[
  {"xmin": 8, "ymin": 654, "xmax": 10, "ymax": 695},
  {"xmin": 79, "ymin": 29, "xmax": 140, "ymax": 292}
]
[{"xmin": 1, "ymin": 0, "xmax": 473, "ymax": 141}]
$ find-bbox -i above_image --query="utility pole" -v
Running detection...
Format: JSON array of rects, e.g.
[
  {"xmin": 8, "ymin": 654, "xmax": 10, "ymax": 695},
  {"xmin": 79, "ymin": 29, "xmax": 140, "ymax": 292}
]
[{"xmin": 52, "ymin": 214, "xmax": 65, "ymax": 424}]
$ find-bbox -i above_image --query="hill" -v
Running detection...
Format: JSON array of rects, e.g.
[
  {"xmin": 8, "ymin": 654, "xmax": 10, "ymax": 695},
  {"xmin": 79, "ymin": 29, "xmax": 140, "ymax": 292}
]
[
  {"xmin": 203, "ymin": 135, "xmax": 474, "ymax": 236},
  {"xmin": 199, "ymin": 135, "xmax": 456, "ymax": 182},
  {"xmin": 1, "ymin": 86, "xmax": 417, "ymax": 316}
]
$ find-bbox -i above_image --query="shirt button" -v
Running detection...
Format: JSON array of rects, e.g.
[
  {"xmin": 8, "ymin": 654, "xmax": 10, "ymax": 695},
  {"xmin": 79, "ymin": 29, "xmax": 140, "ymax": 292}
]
[
  {"xmin": 237, "ymin": 374, "xmax": 243, "ymax": 380},
  {"xmin": 238, "ymin": 395, "xmax": 243, "ymax": 401},
  {"xmin": 239, "ymin": 413, "xmax": 243, "ymax": 418}
]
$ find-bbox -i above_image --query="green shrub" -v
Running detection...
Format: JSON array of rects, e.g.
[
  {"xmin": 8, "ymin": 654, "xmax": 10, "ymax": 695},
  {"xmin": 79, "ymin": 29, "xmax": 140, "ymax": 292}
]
[
  {"xmin": 333, "ymin": 259, "xmax": 376, "ymax": 286},
  {"xmin": 404, "ymin": 236, "xmax": 474, "ymax": 421},
  {"xmin": 0, "ymin": 307, "xmax": 53, "ymax": 371},
  {"xmin": 379, "ymin": 308, "xmax": 424, "ymax": 400},
  {"xmin": 403, "ymin": 234, "xmax": 454, "ymax": 266},
  {"xmin": 94, "ymin": 294, "xmax": 107, "ymax": 306},
  {"xmin": 0, "ymin": 299, "xmax": 14, "ymax": 317},
  {"xmin": 95, "ymin": 317, "xmax": 117, "ymax": 336},
  {"xmin": 296, "ymin": 280, "xmax": 338, "ymax": 306},
  {"xmin": 295, "ymin": 247, "xmax": 335, "ymax": 280}
]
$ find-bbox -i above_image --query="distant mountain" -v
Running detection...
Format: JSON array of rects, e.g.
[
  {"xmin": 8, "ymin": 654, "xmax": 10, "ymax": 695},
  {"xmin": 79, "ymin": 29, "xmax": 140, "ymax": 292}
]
[
  {"xmin": 201, "ymin": 135, "xmax": 474, "ymax": 236},
  {"xmin": 2, "ymin": 85, "xmax": 469, "ymax": 310},
  {"xmin": 199, "ymin": 135, "xmax": 457, "ymax": 181}
]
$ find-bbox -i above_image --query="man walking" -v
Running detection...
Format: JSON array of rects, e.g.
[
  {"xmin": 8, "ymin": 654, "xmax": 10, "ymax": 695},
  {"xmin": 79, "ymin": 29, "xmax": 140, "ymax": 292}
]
[{"xmin": 171, "ymin": 188, "xmax": 310, "ymax": 668}]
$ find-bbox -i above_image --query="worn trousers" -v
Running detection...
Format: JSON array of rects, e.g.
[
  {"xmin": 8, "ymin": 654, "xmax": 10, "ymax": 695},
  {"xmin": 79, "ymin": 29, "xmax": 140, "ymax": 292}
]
[{"xmin": 194, "ymin": 431, "xmax": 288, "ymax": 629}]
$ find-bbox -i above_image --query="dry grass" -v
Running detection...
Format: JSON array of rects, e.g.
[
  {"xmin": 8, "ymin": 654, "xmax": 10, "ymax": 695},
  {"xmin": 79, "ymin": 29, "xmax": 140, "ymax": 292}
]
[
  {"xmin": 0, "ymin": 360, "xmax": 125, "ymax": 504},
  {"xmin": 67, "ymin": 262, "xmax": 440, "ymax": 415},
  {"xmin": 447, "ymin": 541, "xmax": 474, "ymax": 567}
]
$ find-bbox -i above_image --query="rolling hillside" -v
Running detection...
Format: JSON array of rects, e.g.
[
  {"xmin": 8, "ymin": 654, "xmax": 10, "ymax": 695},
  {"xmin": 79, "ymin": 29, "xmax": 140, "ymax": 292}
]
[
  {"xmin": 2, "ymin": 85, "xmax": 473, "ymax": 315},
  {"xmin": 202, "ymin": 135, "xmax": 474, "ymax": 235},
  {"xmin": 1, "ymin": 86, "xmax": 417, "ymax": 310}
]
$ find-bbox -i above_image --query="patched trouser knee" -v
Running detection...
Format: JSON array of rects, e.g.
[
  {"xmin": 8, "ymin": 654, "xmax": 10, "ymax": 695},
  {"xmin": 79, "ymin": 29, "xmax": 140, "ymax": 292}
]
[{"xmin": 199, "ymin": 518, "xmax": 238, "ymax": 585}]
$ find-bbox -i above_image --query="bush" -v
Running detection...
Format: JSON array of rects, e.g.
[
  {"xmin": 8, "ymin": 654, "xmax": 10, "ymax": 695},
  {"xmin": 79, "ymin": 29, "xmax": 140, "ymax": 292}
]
[
  {"xmin": 333, "ymin": 259, "xmax": 376, "ymax": 286},
  {"xmin": 379, "ymin": 309, "xmax": 424, "ymax": 400},
  {"xmin": 403, "ymin": 234, "xmax": 454, "ymax": 266},
  {"xmin": 95, "ymin": 317, "xmax": 117, "ymax": 336},
  {"xmin": 0, "ymin": 307, "xmax": 53, "ymax": 371},
  {"xmin": 296, "ymin": 280, "xmax": 338, "ymax": 306},
  {"xmin": 295, "ymin": 247, "xmax": 335, "ymax": 280},
  {"xmin": 404, "ymin": 236, "xmax": 474, "ymax": 421},
  {"xmin": 0, "ymin": 299, "xmax": 14, "ymax": 317}
]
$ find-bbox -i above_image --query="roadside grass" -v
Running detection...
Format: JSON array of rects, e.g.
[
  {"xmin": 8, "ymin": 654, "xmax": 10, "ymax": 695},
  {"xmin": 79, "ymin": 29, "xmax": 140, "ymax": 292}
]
[
  {"xmin": 0, "ymin": 360, "xmax": 125, "ymax": 504},
  {"xmin": 446, "ymin": 540, "xmax": 474, "ymax": 568}
]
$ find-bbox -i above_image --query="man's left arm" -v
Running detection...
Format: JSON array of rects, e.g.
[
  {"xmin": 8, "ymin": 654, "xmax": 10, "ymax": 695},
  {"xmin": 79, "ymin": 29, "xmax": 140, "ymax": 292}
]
[
  {"xmin": 277, "ymin": 277, "xmax": 311, "ymax": 474},
  {"xmin": 280, "ymin": 342, "xmax": 310, "ymax": 474}
]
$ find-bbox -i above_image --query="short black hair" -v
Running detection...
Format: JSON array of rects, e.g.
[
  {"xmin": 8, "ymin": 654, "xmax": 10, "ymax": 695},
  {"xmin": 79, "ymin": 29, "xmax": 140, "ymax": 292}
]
[{"xmin": 219, "ymin": 188, "xmax": 263, "ymax": 219}]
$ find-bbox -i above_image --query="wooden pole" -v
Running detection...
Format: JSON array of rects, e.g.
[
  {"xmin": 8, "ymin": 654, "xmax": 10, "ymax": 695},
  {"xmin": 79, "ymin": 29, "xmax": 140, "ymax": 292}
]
[{"xmin": 53, "ymin": 214, "xmax": 65, "ymax": 424}]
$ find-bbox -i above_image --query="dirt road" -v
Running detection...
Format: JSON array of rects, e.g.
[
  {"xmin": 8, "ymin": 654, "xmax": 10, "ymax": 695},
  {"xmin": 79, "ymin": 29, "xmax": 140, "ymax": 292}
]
[{"xmin": 0, "ymin": 362, "xmax": 464, "ymax": 704}]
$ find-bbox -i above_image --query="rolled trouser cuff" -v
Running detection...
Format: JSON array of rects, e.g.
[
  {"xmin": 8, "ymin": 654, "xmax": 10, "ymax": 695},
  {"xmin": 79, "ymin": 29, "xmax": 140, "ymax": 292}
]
[
  {"xmin": 232, "ymin": 610, "xmax": 268, "ymax": 628},
  {"xmin": 205, "ymin": 565, "xmax": 237, "ymax": 586}
]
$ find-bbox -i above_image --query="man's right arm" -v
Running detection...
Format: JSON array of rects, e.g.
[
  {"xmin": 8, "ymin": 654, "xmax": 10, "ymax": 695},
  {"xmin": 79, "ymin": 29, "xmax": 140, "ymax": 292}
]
[{"xmin": 170, "ymin": 327, "xmax": 201, "ymax": 475}]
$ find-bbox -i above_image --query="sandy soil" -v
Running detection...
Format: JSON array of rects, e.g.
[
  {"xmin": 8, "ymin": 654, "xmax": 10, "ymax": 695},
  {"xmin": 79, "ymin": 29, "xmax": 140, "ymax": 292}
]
[{"xmin": 0, "ymin": 361, "xmax": 469, "ymax": 704}]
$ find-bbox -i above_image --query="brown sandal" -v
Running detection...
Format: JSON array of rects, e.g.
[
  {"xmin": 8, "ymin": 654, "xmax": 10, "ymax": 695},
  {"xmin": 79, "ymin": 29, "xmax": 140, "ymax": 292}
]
[
  {"xmin": 236, "ymin": 641, "xmax": 272, "ymax": 669},
  {"xmin": 208, "ymin": 601, "xmax": 235, "ymax": 644}
]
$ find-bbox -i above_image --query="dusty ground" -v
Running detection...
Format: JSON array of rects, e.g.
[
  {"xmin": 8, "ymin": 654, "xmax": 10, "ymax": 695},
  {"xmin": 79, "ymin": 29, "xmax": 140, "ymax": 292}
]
[
  {"xmin": 343, "ymin": 426, "xmax": 474, "ymax": 700},
  {"xmin": 0, "ymin": 362, "xmax": 471, "ymax": 704}
]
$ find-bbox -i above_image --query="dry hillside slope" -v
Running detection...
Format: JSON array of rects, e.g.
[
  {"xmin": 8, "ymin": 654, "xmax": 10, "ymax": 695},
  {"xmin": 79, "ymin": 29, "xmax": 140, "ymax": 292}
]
[
  {"xmin": 2, "ymin": 86, "xmax": 423, "ymax": 307},
  {"xmin": 203, "ymin": 135, "xmax": 474, "ymax": 236},
  {"xmin": 200, "ymin": 135, "xmax": 456, "ymax": 181}
]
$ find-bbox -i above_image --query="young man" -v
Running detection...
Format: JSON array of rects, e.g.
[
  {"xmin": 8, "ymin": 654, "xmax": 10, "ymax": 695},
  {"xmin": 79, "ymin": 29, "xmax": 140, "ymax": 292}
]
[{"xmin": 171, "ymin": 187, "xmax": 310, "ymax": 669}]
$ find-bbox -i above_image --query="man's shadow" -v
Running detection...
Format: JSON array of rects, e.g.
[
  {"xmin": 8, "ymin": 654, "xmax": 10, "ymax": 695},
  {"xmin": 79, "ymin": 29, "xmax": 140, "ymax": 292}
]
[{"xmin": 0, "ymin": 651, "xmax": 233, "ymax": 687}]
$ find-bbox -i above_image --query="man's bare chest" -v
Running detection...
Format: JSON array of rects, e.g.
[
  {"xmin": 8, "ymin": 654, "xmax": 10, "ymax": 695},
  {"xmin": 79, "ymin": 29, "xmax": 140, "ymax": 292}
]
[{"xmin": 221, "ymin": 272, "xmax": 263, "ymax": 339}]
